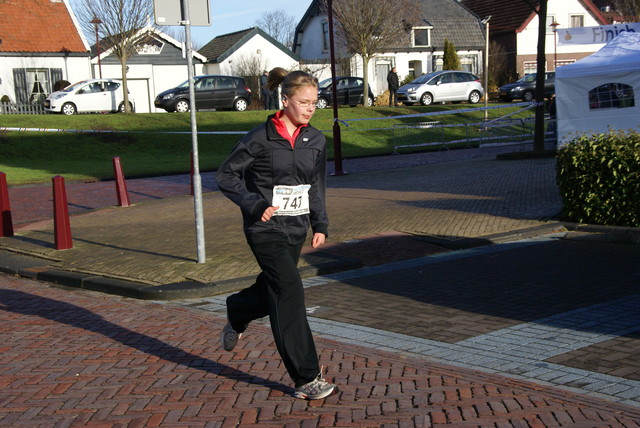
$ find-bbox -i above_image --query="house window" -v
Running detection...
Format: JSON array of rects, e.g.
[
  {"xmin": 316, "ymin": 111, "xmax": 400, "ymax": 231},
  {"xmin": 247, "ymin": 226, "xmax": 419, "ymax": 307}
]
[
  {"xmin": 570, "ymin": 14, "xmax": 584, "ymax": 28},
  {"xmin": 523, "ymin": 61, "xmax": 541, "ymax": 75},
  {"xmin": 13, "ymin": 68, "xmax": 63, "ymax": 104},
  {"xmin": 589, "ymin": 83, "xmax": 635, "ymax": 110},
  {"xmin": 555, "ymin": 59, "xmax": 576, "ymax": 68},
  {"xmin": 412, "ymin": 27, "xmax": 431, "ymax": 47},
  {"xmin": 322, "ymin": 21, "xmax": 329, "ymax": 51}
]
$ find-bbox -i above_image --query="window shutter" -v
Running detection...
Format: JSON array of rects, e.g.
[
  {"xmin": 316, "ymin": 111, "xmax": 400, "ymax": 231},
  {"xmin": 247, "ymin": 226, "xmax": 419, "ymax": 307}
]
[
  {"xmin": 13, "ymin": 69, "xmax": 28, "ymax": 104},
  {"xmin": 51, "ymin": 68, "xmax": 63, "ymax": 92}
]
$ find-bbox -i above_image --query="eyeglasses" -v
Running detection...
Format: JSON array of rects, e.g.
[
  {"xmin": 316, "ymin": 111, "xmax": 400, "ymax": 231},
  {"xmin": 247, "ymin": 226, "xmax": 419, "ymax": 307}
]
[{"xmin": 286, "ymin": 98, "xmax": 318, "ymax": 109}]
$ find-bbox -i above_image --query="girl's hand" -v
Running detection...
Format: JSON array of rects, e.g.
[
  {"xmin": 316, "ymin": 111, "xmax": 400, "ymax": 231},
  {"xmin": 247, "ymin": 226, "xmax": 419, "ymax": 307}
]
[
  {"xmin": 312, "ymin": 233, "xmax": 326, "ymax": 249},
  {"xmin": 261, "ymin": 206, "xmax": 280, "ymax": 222}
]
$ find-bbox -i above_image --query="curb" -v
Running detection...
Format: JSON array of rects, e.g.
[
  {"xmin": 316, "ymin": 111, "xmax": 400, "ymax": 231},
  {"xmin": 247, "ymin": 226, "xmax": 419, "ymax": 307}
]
[
  {"xmin": 0, "ymin": 248, "xmax": 361, "ymax": 301},
  {"xmin": 2, "ymin": 222, "xmax": 637, "ymax": 301}
]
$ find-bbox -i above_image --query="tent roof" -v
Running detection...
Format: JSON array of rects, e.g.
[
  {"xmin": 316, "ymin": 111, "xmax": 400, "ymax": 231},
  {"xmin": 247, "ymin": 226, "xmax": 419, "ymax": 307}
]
[{"xmin": 556, "ymin": 32, "xmax": 640, "ymax": 78}]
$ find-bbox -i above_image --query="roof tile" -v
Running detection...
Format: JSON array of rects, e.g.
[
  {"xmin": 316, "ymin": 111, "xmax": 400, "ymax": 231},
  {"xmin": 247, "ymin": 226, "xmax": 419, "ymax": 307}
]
[{"xmin": 0, "ymin": 0, "xmax": 87, "ymax": 53}]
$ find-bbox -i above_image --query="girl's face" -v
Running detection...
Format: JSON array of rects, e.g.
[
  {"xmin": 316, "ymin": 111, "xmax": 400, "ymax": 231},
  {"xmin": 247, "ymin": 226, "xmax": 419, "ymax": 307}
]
[{"xmin": 282, "ymin": 85, "xmax": 318, "ymax": 127}]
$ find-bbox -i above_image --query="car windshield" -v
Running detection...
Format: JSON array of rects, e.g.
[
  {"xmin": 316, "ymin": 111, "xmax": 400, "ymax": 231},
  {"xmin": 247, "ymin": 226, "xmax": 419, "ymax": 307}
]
[
  {"xmin": 518, "ymin": 74, "xmax": 537, "ymax": 83},
  {"xmin": 318, "ymin": 78, "xmax": 333, "ymax": 89},
  {"xmin": 63, "ymin": 80, "xmax": 90, "ymax": 92},
  {"xmin": 176, "ymin": 80, "xmax": 190, "ymax": 89},
  {"xmin": 410, "ymin": 72, "xmax": 442, "ymax": 84}
]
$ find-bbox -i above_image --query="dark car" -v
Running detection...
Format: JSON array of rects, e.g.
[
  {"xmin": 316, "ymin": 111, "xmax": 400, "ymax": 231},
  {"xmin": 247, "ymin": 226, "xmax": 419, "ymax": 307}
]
[
  {"xmin": 154, "ymin": 75, "xmax": 252, "ymax": 112},
  {"xmin": 498, "ymin": 72, "xmax": 555, "ymax": 102},
  {"xmin": 316, "ymin": 77, "xmax": 376, "ymax": 109}
]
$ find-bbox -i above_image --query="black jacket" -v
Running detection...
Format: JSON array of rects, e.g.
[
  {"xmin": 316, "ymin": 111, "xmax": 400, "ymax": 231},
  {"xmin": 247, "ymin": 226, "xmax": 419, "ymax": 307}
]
[
  {"xmin": 216, "ymin": 114, "xmax": 329, "ymax": 241},
  {"xmin": 387, "ymin": 71, "xmax": 400, "ymax": 90}
]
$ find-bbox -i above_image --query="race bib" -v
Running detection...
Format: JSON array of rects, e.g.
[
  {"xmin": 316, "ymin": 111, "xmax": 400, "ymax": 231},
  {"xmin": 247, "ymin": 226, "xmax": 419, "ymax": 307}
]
[{"xmin": 272, "ymin": 184, "xmax": 311, "ymax": 216}]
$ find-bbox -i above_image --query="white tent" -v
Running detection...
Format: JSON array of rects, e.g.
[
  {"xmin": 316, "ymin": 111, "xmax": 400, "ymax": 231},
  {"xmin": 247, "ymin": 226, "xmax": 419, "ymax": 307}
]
[{"xmin": 555, "ymin": 31, "xmax": 640, "ymax": 146}]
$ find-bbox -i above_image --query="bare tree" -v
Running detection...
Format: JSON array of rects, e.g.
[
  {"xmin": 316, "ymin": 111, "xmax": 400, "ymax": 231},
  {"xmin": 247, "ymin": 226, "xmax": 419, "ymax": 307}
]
[
  {"xmin": 255, "ymin": 9, "xmax": 297, "ymax": 49},
  {"xmin": 486, "ymin": 41, "xmax": 509, "ymax": 92},
  {"xmin": 518, "ymin": 0, "xmax": 548, "ymax": 153},
  {"xmin": 326, "ymin": 0, "xmax": 420, "ymax": 107},
  {"xmin": 161, "ymin": 26, "xmax": 203, "ymax": 51},
  {"xmin": 73, "ymin": 0, "xmax": 154, "ymax": 113},
  {"xmin": 231, "ymin": 54, "xmax": 268, "ymax": 106},
  {"xmin": 612, "ymin": 0, "xmax": 640, "ymax": 19}
]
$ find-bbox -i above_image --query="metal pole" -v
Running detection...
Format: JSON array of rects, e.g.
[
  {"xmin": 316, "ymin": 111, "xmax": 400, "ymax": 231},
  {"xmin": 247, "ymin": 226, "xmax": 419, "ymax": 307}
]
[
  {"xmin": 327, "ymin": 0, "xmax": 345, "ymax": 176},
  {"xmin": 90, "ymin": 16, "xmax": 102, "ymax": 79},
  {"xmin": 551, "ymin": 21, "xmax": 559, "ymax": 70},
  {"xmin": 482, "ymin": 16, "xmax": 491, "ymax": 121},
  {"xmin": 182, "ymin": 0, "xmax": 206, "ymax": 263}
]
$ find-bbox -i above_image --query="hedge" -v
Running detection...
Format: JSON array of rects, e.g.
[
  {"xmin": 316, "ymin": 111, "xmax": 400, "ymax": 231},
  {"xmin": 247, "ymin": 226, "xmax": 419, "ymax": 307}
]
[{"xmin": 556, "ymin": 130, "xmax": 640, "ymax": 227}]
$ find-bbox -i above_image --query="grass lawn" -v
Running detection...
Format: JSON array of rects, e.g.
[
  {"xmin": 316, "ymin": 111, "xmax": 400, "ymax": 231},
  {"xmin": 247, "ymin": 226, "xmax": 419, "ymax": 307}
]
[{"xmin": 0, "ymin": 103, "xmax": 528, "ymax": 185}]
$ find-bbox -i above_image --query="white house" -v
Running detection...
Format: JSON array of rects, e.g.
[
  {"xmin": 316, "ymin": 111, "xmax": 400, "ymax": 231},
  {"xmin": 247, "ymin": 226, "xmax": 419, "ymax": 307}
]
[
  {"xmin": 93, "ymin": 26, "xmax": 207, "ymax": 113},
  {"xmin": 199, "ymin": 27, "xmax": 300, "ymax": 77},
  {"xmin": 292, "ymin": 0, "xmax": 486, "ymax": 96},
  {"xmin": 461, "ymin": 0, "xmax": 610, "ymax": 77},
  {"xmin": 0, "ymin": 0, "xmax": 91, "ymax": 105}
]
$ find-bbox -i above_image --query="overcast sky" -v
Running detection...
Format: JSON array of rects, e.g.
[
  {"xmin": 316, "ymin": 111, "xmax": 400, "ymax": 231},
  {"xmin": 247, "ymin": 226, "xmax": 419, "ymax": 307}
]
[{"xmin": 69, "ymin": 0, "xmax": 312, "ymax": 46}]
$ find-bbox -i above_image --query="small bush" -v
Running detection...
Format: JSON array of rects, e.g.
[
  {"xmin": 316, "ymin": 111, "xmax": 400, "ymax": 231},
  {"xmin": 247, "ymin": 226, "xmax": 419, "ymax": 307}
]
[{"xmin": 556, "ymin": 130, "xmax": 640, "ymax": 227}]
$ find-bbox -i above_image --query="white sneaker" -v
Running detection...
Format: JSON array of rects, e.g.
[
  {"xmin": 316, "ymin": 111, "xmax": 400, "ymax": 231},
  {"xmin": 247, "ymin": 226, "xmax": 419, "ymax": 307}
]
[
  {"xmin": 220, "ymin": 322, "xmax": 242, "ymax": 351},
  {"xmin": 294, "ymin": 373, "xmax": 338, "ymax": 400}
]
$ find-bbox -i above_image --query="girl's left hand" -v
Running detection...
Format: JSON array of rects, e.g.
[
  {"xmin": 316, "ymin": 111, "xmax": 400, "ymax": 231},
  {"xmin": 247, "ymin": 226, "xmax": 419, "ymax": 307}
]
[{"xmin": 312, "ymin": 233, "xmax": 325, "ymax": 249}]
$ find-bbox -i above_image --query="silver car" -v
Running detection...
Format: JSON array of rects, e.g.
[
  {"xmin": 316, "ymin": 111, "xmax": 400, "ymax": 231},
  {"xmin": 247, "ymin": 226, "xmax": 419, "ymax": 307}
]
[{"xmin": 397, "ymin": 70, "xmax": 483, "ymax": 106}]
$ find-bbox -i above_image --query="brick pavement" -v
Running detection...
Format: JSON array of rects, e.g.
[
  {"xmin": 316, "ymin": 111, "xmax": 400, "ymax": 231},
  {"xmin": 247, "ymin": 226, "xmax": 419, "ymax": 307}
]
[
  {"xmin": 2, "ymin": 275, "xmax": 640, "ymax": 427},
  {"xmin": 3, "ymin": 145, "xmax": 640, "ymax": 422},
  {"xmin": 0, "ymin": 157, "xmax": 562, "ymax": 287}
]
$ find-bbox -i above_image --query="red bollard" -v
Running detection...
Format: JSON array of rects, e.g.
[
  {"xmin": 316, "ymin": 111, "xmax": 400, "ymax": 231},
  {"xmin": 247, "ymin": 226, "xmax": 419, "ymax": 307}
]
[
  {"xmin": 52, "ymin": 176, "xmax": 72, "ymax": 250},
  {"xmin": 190, "ymin": 151, "xmax": 195, "ymax": 196},
  {"xmin": 0, "ymin": 172, "xmax": 14, "ymax": 237},
  {"xmin": 112, "ymin": 156, "xmax": 130, "ymax": 207}
]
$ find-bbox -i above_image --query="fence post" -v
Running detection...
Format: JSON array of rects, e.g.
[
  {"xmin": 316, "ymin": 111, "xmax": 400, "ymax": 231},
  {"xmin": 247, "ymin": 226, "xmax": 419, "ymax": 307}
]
[
  {"xmin": 112, "ymin": 157, "xmax": 131, "ymax": 207},
  {"xmin": 52, "ymin": 176, "xmax": 73, "ymax": 250},
  {"xmin": 0, "ymin": 172, "xmax": 14, "ymax": 237}
]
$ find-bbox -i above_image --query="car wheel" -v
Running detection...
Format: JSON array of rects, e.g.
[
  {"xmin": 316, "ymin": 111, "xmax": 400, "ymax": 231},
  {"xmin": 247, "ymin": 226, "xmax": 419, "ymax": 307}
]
[
  {"xmin": 316, "ymin": 98, "xmax": 329, "ymax": 109},
  {"xmin": 175, "ymin": 99, "xmax": 190, "ymax": 113},
  {"xmin": 61, "ymin": 102, "xmax": 77, "ymax": 115},
  {"xmin": 118, "ymin": 102, "xmax": 134, "ymax": 113},
  {"xmin": 366, "ymin": 96, "xmax": 373, "ymax": 107},
  {"xmin": 523, "ymin": 90, "xmax": 534, "ymax": 102},
  {"xmin": 420, "ymin": 93, "xmax": 433, "ymax": 106},
  {"xmin": 233, "ymin": 98, "xmax": 248, "ymax": 111},
  {"xmin": 468, "ymin": 90, "xmax": 481, "ymax": 104}
]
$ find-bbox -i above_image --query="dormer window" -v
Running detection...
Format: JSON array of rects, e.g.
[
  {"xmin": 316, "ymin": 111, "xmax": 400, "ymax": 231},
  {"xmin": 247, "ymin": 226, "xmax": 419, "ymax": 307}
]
[{"xmin": 412, "ymin": 27, "xmax": 431, "ymax": 47}]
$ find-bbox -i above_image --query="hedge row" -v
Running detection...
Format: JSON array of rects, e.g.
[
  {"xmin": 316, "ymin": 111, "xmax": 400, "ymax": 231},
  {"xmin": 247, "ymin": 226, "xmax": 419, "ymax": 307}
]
[{"xmin": 556, "ymin": 130, "xmax": 640, "ymax": 227}]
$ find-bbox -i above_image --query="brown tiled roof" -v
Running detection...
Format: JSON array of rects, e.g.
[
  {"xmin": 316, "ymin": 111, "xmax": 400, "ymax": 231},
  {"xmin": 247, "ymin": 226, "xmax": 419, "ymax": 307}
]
[
  {"xmin": 0, "ymin": 0, "xmax": 87, "ymax": 53},
  {"xmin": 460, "ymin": 0, "xmax": 609, "ymax": 34}
]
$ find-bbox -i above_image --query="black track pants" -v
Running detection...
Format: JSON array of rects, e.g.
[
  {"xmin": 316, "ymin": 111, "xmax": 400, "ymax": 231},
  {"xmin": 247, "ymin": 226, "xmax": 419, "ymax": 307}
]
[{"xmin": 226, "ymin": 237, "xmax": 320, "ymax": 387}]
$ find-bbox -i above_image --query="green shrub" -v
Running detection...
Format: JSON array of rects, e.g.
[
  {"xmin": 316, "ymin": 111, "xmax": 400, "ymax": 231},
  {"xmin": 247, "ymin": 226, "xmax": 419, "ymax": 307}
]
[{"xmin": 556, "ymin": 130, "xmax": 640, "ymax": 227}]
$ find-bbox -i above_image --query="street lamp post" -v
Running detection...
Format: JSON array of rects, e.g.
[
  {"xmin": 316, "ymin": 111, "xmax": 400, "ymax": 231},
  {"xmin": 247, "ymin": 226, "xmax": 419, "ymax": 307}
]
[
  {"xmin": 481, "ymin": 16, "xmax": 491, "ymax": 120},
  {"xmin": 551, "ymin": 20, "xmax": 560, "ymax": 70},
  {"xmin": 90, "ymin": 16, "xmax": 103, "ymax": 79}
]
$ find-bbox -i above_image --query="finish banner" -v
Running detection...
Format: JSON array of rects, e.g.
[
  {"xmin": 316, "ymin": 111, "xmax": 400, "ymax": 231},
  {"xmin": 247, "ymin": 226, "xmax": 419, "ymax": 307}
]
[{"xmin": 557, "ymin": 23, "xmax": 640, "ymax": 45}]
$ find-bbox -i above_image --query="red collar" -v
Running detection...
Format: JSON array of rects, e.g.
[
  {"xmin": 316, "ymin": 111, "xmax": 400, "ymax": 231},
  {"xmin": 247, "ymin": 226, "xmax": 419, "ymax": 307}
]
[{"xmin": 271, "ymin": 110, "xmax": 307, "ymax": 147}]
